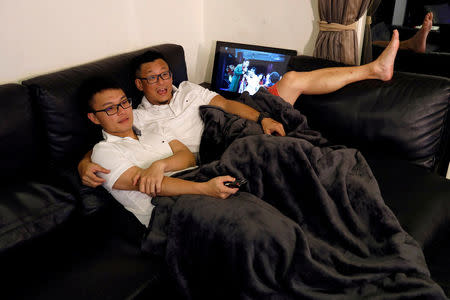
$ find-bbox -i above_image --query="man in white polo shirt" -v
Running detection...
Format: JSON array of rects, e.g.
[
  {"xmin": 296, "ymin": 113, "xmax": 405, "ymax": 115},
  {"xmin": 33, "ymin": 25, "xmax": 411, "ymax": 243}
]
[
  {"xmin": 133, "ymin": 80, "xmax": 221, "ymax": 154},
  {"xmin": 79, "ymin": 31, "xmax": 400, "ymax": 188},
  {"xmin": 81, "ymin": 76, "xmax": 239, "ymax": 226}
]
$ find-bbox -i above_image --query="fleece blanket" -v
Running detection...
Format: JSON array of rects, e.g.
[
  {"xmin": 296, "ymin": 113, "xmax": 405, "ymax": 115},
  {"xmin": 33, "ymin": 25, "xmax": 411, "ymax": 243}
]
[{"xmin": 142, "ymin": 88, "xmax": 447, "ymax": 299}]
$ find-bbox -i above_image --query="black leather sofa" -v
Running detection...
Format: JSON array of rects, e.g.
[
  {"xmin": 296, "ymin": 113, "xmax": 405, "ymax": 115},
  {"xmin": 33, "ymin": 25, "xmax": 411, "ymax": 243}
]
[{"xmin": 1, "ymin": 44, "xmax": 449, "ymax": 299}]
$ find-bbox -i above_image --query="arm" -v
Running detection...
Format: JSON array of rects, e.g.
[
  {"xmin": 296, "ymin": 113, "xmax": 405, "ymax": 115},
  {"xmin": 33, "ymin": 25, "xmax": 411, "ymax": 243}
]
[
  {"xmin": 78, "ymin": 149, "xmax": 110, "ymax": 187},
  {"xmin": 133, "ymin": 140, "xmax": 196, "ymax": 195},
  {"xmin": 209, "ymin": 95, "xmax": 286, "ymax": 136},
  {"xmin": 159, "ymin": 176, "xmax": 238, "ymax": 199},
  {"xmin": 113, "ymin": 166, "xmax": 238, "ymax": 199}
]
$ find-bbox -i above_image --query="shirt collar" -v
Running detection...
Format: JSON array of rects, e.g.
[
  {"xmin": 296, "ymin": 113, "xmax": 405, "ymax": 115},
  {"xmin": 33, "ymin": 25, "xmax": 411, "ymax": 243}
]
[
  {"xmin": 140, "ymin": 85, "xmax": 178, "ymax": 111},
  {"xmin": 102, "ymin": 126, "xmax": 141, "ymax": 142}
]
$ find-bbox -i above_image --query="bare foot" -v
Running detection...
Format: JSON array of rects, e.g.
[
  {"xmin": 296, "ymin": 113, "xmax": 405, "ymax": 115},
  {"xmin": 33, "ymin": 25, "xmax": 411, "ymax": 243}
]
[
  {"xmin": 402, "ymin": 12, "xmax": 433, "ymax": 53},
  {"xmin": 370, "ymin": 30, "xmax": 399, "ymax": 81}
]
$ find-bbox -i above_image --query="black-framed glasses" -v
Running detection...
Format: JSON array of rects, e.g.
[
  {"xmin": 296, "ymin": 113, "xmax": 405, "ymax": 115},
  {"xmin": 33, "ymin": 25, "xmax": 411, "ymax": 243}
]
[
  {"xmin": 92, "ymin": 98, "xmax": 132, "ymax": 116},
  {"xmin": 138, "ymin": 71, "xmax": 172, "ymax": 84}
]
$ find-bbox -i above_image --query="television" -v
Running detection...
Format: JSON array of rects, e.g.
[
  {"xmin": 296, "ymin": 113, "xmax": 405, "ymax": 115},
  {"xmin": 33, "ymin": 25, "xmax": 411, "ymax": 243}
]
[{"xmin": 210, "ymin": 41, "xmax": 297, "ymax": 99}]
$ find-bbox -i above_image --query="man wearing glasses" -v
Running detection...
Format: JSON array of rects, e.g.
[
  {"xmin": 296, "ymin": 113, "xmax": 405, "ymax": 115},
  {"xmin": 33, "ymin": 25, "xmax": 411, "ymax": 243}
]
[{"xmin": 82, "ymin": 76, "xmax": 239, "ymax": 226}]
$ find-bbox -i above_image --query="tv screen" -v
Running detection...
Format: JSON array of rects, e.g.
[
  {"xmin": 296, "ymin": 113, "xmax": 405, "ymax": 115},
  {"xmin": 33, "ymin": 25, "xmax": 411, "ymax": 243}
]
[{"xmin": 210, "ymin": 41, "xmax": 297, "ymax": 99}]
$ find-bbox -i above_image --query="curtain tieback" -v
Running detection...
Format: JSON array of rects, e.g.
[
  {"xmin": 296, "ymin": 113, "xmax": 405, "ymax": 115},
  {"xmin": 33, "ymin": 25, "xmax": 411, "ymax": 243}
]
[
  {"xmin": 366, "ymin": 16, "xmax": 372, "ymax": 25},
  {"xmin": 319, "ymin": 20, "xmax": 358, "ymax": 32}
]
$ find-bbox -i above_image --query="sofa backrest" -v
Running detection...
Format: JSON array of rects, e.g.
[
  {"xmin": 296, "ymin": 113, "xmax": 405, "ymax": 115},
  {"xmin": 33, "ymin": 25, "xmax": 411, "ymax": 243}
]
[
  {"xmin": 0, "ymin": 84, "xmax": 46, "ymax": 181},
  {"xmin": 22, "ymin": 44, "xmax": 187, "ymax": 166},
  {"xmin": 288, "ymin": 55, "xmax": 450, "ymax": 175}
]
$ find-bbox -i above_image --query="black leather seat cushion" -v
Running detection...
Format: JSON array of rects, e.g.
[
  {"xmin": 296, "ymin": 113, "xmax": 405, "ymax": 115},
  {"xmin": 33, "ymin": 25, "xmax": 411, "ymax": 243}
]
[
  {"xmin": 0, "ymin": 203, "xmax": 177, "ymax": 300},
  {"xmin": 0, "ymin": 180, "xmax": 76, "ymax": 252},
  {"xmin": 366, "ymin": 157, "xmax": 450, "ymax": 248}
]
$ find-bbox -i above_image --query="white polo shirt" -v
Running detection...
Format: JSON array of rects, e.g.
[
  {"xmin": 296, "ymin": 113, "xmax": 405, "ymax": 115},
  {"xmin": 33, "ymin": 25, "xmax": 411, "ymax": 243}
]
[
  {"xmin": 91, "ymin": 127, "xmax": 176, "ymax": 226},
  {"xmin": 133, "ymin": 81, "xmax": 218, "ymax": 154}
]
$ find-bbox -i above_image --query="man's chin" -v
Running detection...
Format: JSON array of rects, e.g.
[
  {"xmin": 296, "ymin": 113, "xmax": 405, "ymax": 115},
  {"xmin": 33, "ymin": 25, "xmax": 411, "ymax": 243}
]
[
  {"xmin": 155, "ymin": 94, "xmax": 172, "ymax": 105},
  {"xmin": 154, "ymin": 97, "xmax": 170, "ymax": 105},
  {"xmin": 145, "ymin": 92, "xmax": 173, "ymax": 105}
]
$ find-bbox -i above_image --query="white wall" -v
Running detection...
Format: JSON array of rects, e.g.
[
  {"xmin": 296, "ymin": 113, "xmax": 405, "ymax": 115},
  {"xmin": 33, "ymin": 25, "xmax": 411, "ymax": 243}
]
[
  {"xmin": 0, "ymin": 0, "xmax": 204, "ymax": 84},
  {"xmin": 1, "ymin": 0, "xmax": 365, "ymax": 85},
  {"xmin": 129, "ymin": 0, "xmax": 204, "ymax": 83}
]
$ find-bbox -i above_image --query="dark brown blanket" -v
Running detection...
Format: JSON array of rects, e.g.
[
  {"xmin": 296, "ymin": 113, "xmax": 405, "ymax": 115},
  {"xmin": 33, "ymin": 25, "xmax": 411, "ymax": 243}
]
[{"xmin": 143, "ymin": 88, "xmax": 447, "ymax": 299}]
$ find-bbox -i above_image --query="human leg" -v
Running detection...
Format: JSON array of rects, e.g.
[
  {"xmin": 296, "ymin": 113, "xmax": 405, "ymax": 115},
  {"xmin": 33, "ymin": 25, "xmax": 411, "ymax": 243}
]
[
  {"xmin": 277, "ymin": 30, "xmax": 399, "ymax": 106},
  {"xmin": 373, "ymin": 12, "xmax": 433, "ymax": 53}
]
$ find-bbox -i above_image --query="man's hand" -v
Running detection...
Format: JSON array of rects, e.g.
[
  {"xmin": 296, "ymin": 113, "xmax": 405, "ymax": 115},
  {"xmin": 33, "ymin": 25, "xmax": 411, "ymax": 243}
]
[
  {"xmin": 133, "ymin": 161, "xmax": 166, "ymax": 196},
  {"xmin": 78, "ymin": 160, "xmax": 110, "ymax": 188},
  {"xmin": 202, "ymin": 176, "xmax": 239, "ymax": 199},
  {"xmin": 261, "ymin": 117, "xmax": 286, "ymax": 136}
]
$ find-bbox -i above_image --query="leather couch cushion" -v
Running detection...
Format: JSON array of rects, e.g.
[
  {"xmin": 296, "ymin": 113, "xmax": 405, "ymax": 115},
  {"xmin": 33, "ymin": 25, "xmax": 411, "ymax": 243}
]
[
  {"xmin": 366, "ymin": 157, "xmax": 450, "ymax": 247},
  {"xmin": 289, "ymin": 59, "xmax": 449, "ymax": 172},
  {"xmin": 23, "ymin": 44, "xmax": 188, "ymax": 165},
  {"xmin": 0, "ymin": 84, "xmax": 45, "ymax": 180},
  {"xmin": 27, "ymin": 84, "xmax": 102, "ymax": 165},
  {"xmin": 0, "ymin": 180, "xmax": 76, "ymax": 252},
  {"xmin": 1, "ymin": 207, "xmax": 178, "ymax": 300}
]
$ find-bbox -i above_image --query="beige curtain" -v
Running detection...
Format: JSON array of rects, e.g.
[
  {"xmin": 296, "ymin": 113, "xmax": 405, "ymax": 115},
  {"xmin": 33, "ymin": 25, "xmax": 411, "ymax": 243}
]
[
  {"xmin": 361, "ymin": 0, "xmax": 382, "ymax": 64},
  {"xmin": 313, "ymin": 0, "xmax": 371, "ymax": 65}
]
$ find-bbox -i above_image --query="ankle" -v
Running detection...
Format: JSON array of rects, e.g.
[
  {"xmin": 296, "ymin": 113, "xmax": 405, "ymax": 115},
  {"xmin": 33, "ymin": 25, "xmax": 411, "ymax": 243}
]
[{"xmin": 367, "ymin": 62, "xmax": 380, "ymax": 79}]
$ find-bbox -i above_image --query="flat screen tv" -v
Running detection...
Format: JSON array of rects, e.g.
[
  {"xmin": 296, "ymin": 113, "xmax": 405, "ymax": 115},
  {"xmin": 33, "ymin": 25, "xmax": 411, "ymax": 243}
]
[{"xmin": 210, "ymin": 41, "xmax": 297, "ymax": 99}]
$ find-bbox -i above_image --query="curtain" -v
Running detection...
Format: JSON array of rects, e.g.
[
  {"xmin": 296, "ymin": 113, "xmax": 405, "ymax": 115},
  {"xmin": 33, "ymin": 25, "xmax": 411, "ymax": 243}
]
[
  {"xmin": 313, "ymin": 0, "xmax": 371, "ymax": 65},
  {"xmin": 361, "ymin": 0, "xmax": 382, "ymax": 64}
]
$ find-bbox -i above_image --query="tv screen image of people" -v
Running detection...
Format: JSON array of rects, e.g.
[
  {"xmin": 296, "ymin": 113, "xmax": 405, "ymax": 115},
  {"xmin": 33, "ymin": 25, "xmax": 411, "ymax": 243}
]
[{"xmin": 212, "ymin": 42, "xmax": 297, "ymax": 96}]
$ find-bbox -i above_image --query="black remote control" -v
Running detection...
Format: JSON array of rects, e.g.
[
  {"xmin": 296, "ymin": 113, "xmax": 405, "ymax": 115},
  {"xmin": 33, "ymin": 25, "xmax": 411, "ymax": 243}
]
[{"xmin": 224, "ymin": 178, "xmax": 248, "ymax": 188}]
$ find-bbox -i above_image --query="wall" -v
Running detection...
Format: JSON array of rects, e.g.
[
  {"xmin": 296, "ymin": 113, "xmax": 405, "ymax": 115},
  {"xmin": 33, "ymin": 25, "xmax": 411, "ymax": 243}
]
[
  {"xmin": 0, "ymin": 0, "xmax": 204, "ymax": 84},
  {"xmin": 1, "ymin": 0, "xmax": 365, "ymax": 85}
]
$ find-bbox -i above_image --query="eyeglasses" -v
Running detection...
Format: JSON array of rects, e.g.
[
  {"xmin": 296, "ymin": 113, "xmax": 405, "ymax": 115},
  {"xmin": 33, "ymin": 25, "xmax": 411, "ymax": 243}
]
[
  {"xmin": 92, "ymin": 98, "xmax": 132, "ymax": 116},
  {"xmin": 138, "ymin": 71, "xmax": 172, "ymax": 84}
]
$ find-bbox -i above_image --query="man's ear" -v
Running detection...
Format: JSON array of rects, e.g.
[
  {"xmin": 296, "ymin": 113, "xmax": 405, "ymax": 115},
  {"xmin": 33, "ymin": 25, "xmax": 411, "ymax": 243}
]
[
  {"xmin": 135, "ymin": 78, "xmax": 143, "ymax": 91},
  {"xmin": 87, "ymin": 112, "xmax": 100, "ymax": 125}
]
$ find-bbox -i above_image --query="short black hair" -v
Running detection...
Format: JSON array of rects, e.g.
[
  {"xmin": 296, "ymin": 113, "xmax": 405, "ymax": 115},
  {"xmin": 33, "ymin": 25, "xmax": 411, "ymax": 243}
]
[
  {"xmin": 78, "ymin": 76, "xmax": 123, "ymax": 113},
  {"xmin": 131, "ymin": 50, "xmax": 167, "ymax": 78},
  {"xmin": 269, "ymin": 71, "xmax": 281, "ymax": 84}
]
